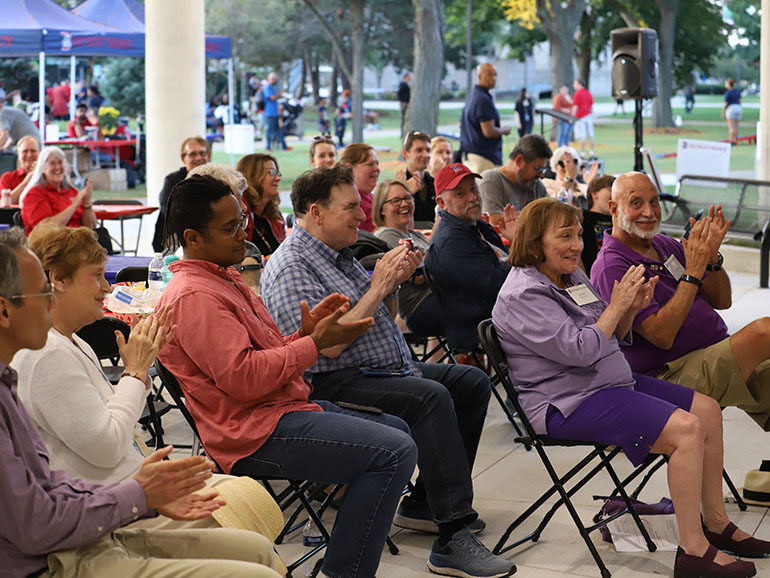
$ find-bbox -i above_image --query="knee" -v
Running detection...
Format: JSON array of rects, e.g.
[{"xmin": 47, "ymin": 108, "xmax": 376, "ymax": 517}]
[
  {"xmin": 673, "ymin": 410, "xmax": 706, "ymax": 449},
  {"xmin": 744, "ymin": 317, "xmax": 770, "ymax": 346}
]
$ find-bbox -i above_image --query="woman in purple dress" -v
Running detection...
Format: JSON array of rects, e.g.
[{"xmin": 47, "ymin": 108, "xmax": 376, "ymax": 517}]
[{"xmin": 492, "ymin": 197, "xmax": 766, "ymax": 578}]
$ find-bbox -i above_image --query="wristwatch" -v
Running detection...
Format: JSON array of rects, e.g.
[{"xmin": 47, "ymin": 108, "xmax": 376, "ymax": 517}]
[
  {"xmin": 679, "ymin": 274, "xmax": 703, "ymax": 288},
  {"xmin": 706, "ymin": 251, "xmax": 724, "ymax": 272}
]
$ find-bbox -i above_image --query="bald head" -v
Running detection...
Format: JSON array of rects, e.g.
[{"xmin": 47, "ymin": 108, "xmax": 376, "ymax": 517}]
[
  {"xmin": 610, "ymin": 171, "xmax": 661, "ymax": 241},
  {"xmin": 477, "ymin": 63, "xmax": 497, "ymax": 89}
]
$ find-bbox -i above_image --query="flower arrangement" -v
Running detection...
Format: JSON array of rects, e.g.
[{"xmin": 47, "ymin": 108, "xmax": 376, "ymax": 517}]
[{"xmin": 98, "ymin": 106, "xmax": 120, "ymax": 135}]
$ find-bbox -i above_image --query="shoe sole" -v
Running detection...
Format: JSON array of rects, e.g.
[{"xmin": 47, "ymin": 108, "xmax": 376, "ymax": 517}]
[
  {"xmin": 393, "ymin": 515, "xmax": 486, "ymax": 535},
  {"xmin": 426, "ymin": 561, "xmax": 516, "ymax": 578},
  {"xmin": 673, "ymin": 567, "xmax": 756, "ymax": 578}
]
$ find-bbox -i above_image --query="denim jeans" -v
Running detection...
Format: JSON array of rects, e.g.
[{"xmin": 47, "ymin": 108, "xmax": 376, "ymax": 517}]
[
  {"xmin": 310, "ymin": 363, "xmax": 492, "ymax": 526},
  {"xmin": 265, "ymin": 115, "xmax": 286, "ymax": 150},
  {"xmin": 557, "ymin": 120, "xmax": 573, "ymax": 148},
  {"xmin": 231, "ymin": 401, "xmax": 416, "ymax": 578}
]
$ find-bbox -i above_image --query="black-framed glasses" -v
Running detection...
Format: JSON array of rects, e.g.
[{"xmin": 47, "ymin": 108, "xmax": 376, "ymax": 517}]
[
  {"xmin": 383, "ymin": 195, "xmax": 414, "ymax": 207},
  {"xmin": 403, "ymin": 130, "xmax": 430, "ymax": 150},
  {"xmin": 530, "ymin": 161, "xmax": 549, "ymax": 175},
  {"xmin": 10, "ymin": 282, "xmax": 56, "ymax": 305},
  {"xmin": 204, "ymin": 213, "xmax": 250, "ymax": 238},
  {"xmin": 267, "ymin": 168, "xmax": 282, "ymax": 177}
]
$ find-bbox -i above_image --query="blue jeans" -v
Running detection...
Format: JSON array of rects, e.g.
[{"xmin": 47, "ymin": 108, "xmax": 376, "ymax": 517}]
[
  {"xmin": 231, "ymin": 401, "xmax": 416, "ymax": 578},
  {"xmin": 265, "ymin": 115, "xmax": 286, "ymax": 150},
  {"xmin": 310, "ymin": 362, "xmax": 491, "ymax": 526},
  {"xmin": 557, "ymin": 120, "xmax": 573, "ymax": 148}
]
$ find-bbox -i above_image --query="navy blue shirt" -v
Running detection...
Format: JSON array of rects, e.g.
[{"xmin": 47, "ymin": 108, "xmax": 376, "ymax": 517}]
[
  {"xmin": 460, "ymin": 85, "xmax": 502, "ymax": 166},
  {"xmin": 724, "ymin": 88, "xmax": 741, "ymax": 106}
]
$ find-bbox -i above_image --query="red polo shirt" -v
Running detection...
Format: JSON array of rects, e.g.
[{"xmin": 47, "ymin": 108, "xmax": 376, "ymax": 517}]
[
  {"xmin": 21, "ymin": 183, "xmax": 83, "ymax": 234},
  {"xmin": 0, "ymin": 168, "xmax": 26, "ymax": 191},
  {"xmin": 573, "ymin": 88, "xmax": 593, "ymax": 119}
]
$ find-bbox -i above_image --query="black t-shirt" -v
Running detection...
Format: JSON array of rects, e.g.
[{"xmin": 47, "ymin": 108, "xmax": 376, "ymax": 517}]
[
  {"xmin": 581, "ymin": 210, "xmax": 612, "ymax": 275},
  {"xmin": 405, "ymin": 169, "xmax": 436, "ymax": 223},
  {"xmin": 398, "ymin": 82, "xmax": 410, "ymax": 104}
]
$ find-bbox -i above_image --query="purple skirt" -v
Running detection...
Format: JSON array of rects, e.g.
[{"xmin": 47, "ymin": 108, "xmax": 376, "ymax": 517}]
[{"xmin": 545, "ymin": 373, "xmax": 694, "ymax": 466}]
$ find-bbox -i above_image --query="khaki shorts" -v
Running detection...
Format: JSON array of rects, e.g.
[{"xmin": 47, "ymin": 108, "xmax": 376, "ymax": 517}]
[
  {"xmin": 464, "ymin": 153, "xmax": 499, "ymax": 174},
  {"xmin": 656, "ymin": 337, "xmax": 770, "ymax": 431}
]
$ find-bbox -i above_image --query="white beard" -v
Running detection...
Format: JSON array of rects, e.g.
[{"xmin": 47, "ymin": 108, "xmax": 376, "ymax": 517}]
[{"xmin": 616, "ymin": 207, "xmax": 660, "ymax": 240}]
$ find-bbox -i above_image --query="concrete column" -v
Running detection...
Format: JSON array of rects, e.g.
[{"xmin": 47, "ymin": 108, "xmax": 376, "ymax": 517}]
[
  {"xmin": 145, "ymin": 0, "xmax": 206, "ymax": 206},
  {"xmin": 760, "ymin": 0, "xmax": 770, "ymax": 182}
]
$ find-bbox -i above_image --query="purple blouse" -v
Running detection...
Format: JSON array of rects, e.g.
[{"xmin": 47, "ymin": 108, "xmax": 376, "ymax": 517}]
[{"xmin": 492, "ymin": 265, "xmax": 635, "ymax": 435}]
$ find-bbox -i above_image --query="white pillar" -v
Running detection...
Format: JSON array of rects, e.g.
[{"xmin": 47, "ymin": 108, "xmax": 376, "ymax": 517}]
[
  {"xmin": 38, "ymin": 51, "xmax": 46, "ymax": 142},
  {"xmin": 760, "ymin": 0, "xmax": 770, "ymax": 183},
  {"xmin": 145, "ymin": 0, "xmax": 206, "ymax": 206}
]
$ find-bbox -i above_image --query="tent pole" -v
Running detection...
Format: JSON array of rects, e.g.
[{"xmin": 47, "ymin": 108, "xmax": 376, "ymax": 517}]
[
  {"xmin": 228, "ymin": 56, "xmax": 235, "ymax": 167},
  {"xmin": 39, "ymin": 51, "xmax": 46, "ymax": 142},
  {"xmin": 69, "ymin": 55, "xmax": 76, "ymax": 120}
]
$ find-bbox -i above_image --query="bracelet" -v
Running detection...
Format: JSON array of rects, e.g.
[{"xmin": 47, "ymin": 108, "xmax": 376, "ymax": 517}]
[
  {"xmin": 121, "ymin": 370, "xmax": 144, "ymax": 381},
  {"xmin": 706, "ymin": 251, "xmax": 724, "ymax": 271},
  {"xmin": 388, "ymin": 285, "xmax": 401, "ymax": 298},
  {"xmin": 679, "ymin": 274, "xmax": 703, "ymax": 288},
  {"xmin": 83, "ymin": 204, "xmax": 93, "ymax": 209}
]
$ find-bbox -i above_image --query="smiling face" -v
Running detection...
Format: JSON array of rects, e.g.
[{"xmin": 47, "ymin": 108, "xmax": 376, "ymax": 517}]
[
  {"xmin": 611, "ymin": 175, "xmax": 661, "ymax": 240},
  {"xmin": 403, "ymin": 138, "xmax": 430, "ymax": 173},
  {"xmin": 381, "ymin": 183, "xmax": 414, "ymax": 231},
  {"xmin": 260, "ymin": 160, "xmax": 281, "ymax": 202},
  {"xmin": 432, "ymin": 141, "xmax": 453, "ymax": 167},
  {"xmin": 181, "ymin": 140, "xmax": 209, "ymax": 173},
  {"xmin": 315, "ymin": 182, "xmax": 365, "ymax": 251},
  {"xmin": 53, "ymin": 260, "xmax": 110, "ymax": 330},
  {"xmin": 312, "ymin": 142, "xmax": 337, "ymax": 169},
  {"xmin": 43, "ymin": 154, "xmax": 66, "ymax": 189},
  {"xmin": 514, "ymin": 155, "xmax": 549, "ymax": 188},
  {"xmin": 436, "ymin": 174, "xmax": 482, "ymax": 224},
  {"xmin": 351, "ymin": 150, "xmax": 380, "ymax": 195},
  {"xmin": 18, "ymin": 139, "xmax": 40, "ymax": 173},
  {"xmin": 537, "ymin": 218, "xmax": 584, "ymax": 285},
  {"xmin": 191, "ymin": 194, "xmax": 248, "ymax": 267}
]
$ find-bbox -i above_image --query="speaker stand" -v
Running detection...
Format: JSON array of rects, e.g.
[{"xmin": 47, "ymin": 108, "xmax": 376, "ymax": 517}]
[{"xmin": 633, "ymin": 98, "xmax": 644, "ymax": 171}]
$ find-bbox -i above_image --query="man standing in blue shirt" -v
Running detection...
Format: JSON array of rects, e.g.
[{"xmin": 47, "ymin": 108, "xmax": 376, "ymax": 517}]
[
  {"xmin": 460, "ymin": 63, "xmax": 511, "ymax": 174},
  {"xmin": 263, "ymin": 72, "xmax": 290, "ymax": 152}
]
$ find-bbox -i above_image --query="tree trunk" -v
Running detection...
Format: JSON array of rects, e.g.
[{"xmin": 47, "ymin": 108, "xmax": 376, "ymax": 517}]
[
  {"xmin": 652, "ymin": 0, "xmax": 678, "ymax": 128},
  {"xmin": 309, "ymin": 51, "xmax": 320, "ymax": 104},
  {"xmin": 350, "ymin": 0, "xmax": 365, "ymax": 142},
  {"xmin": 574, "ymin": 8, "xmax": 595, "ymax": 89},
  {"xmin": 410, "ymin": 0, "xmax": 443, "ymax": 135},
  {"xmin": 536, "ymin": 0, "xmax": 587, "ymax": 93},
  {"xmin": 295, "ymin": 55, "xmax": 308, "ymax": 99},
  {"xmin": 330, "ymin": 55, "xmax": 339, "ymax": 107}
]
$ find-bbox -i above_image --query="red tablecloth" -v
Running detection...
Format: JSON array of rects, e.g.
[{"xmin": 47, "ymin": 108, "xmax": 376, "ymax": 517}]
[
  {"xmin": 94, "ymin": 204, "xmax": 157, "ymax": 220},
  {"xmin": 45, "ymin": 138, "xmax": 137, "ymax": 149}
]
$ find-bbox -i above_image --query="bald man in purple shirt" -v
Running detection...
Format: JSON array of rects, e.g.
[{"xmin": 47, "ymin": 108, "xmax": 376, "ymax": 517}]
[
  {"xmin": 0, "ymin": 228, "xmax": 282, "ymax": 578},
  {"xmin": 591, "ymin": 171, "xmax": 770, "ymax": 432}
]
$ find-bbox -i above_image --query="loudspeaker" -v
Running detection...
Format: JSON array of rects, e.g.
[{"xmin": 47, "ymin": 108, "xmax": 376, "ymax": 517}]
[{"xmin": 611, "ymin": 28, "xmax": 658, "ymax": 99}]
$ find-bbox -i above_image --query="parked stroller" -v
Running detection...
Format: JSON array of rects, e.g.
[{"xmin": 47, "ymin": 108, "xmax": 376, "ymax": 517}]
[{"xmin": 279, "ymin": 97, "xmax": 304, "ymax": 140}]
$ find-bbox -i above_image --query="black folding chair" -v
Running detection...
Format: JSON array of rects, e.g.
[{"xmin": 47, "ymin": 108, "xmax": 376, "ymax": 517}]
[
  {"xmin": 477, "ymin": 319, "xmax": 657, "ymax": 578},
  {"xmin": 115, "ymin": 266, "xmax": 149, "ymax": 284},
  {"xmin": 153, "ymin": 359, "xmax": 399, "ymax": 577},
  {"xmin": 76, "ymin": 317, "xmax": 171, "ymax": 449}
]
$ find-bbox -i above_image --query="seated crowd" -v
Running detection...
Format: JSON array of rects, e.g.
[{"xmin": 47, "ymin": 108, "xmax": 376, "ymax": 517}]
[{"xmin": 3, "ymin": 122, "xmax": 770, "ymax": 578}]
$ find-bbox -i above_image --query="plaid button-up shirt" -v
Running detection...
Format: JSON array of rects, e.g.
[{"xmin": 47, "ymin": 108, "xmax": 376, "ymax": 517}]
[{"xmin": 262, "ymin": 224, "xmax": 415, "ymax": 375}]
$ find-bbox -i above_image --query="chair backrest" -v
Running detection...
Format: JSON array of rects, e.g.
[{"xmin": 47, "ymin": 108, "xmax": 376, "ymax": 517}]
[
  {"xmin": 153, "ymin": 359, "xmax": 223, "ymax": 471},
  {"xmin": 115, "ymin": 266, "xmax": 149, "ymax": 284},
  {"xmin": 422, "ymin": 264, "xmax": 446, "ymax": 308},
  {"xmin": 76, "ymin": 317, "xmax": 130, "ymax": 362},
  {"xmin": 476, "ymin": 318, "xmax": 539, "ymax": 440}
]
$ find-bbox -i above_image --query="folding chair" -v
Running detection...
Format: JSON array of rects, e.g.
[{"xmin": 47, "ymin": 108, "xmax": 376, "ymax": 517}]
[
  {"xmin": 76, "ymin": 317, "xmax": 172, "ymax": 449},
  {"xmin": 477, "ymin": 319, "xmax": 657, "ymax": 578},
  {"xmin": 153, "ymin": 360, "xmax": 399, "ymax": 577},
  {"xmin": 115, "ymin": 266, "xmax": 149, "ymax": 284}
]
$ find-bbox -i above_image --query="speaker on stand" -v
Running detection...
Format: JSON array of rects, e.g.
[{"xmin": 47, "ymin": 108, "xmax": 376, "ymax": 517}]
[{"xmin": 611, "ymin": 28, "xmax": 659, "ymax": 171}]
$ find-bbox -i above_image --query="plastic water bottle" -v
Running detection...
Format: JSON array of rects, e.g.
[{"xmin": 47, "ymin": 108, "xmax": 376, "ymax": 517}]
[
  {"xmin": 161, "ymin": 255, "xmax": 179, "ymax": 290},
  {"xmin": 302, "ymin": 518, "xmax": 323, "ymax": 551},
  {"xmin": 557, "ymin": 187, "xmax": 570, "ymax": 204},
  {"xmin": 148, "ymin": 253, "xmax": 164, "ymax": 292}
]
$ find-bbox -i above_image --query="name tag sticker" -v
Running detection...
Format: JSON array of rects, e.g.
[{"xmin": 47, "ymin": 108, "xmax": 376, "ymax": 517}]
[
  {"xmin": 664, "ymin": 254, "xmax": 685, "ymax": 280},
  {"xmin": 566, "ymin": 284, "xmax": 600, "ymax": 306}
]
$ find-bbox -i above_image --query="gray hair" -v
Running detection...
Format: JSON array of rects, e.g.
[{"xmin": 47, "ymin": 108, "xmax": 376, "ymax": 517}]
[
  {"xmin": 550, "ymin": 145, "xmax": 580, "ymax": 172},
  {"xmin": 20, "ymin": 147, "xmax": 74, "ymax": 202},
  {"xmin": 0, "ymin": 228, "xmax": 28, "ymax": 302},
  {"xmin": 188, "ymin": 163, "xmax": 248, "ymax": 197}
]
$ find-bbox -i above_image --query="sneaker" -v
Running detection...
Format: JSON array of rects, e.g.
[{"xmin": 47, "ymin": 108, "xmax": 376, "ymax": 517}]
[
  {"xmin": 428, "ymin": 527, "xmax": 516, "ymax": 578},
  {"xmin": 283, "ymin": 146, "xmax": 293, "ymax": 151},
  {"xmin": 394, "ymin": 498, "xmax": 486, "ymax": 534}
]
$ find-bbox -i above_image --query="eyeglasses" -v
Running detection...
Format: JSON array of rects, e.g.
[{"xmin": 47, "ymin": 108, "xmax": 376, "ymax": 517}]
[
  {"xmin": 203, "ymin": 213, "xmax": 250, "ymax": 238},
  {"xmin": 10, "ymin": 282, "xmax": 56, "ymax": 305},
  {"xmin": 314, "ymin": 134, "xmax": 334, "ymax": 142},
  {"xmin": 383, "ymin": 195, "xmax": 414, "ymax": 207},
  {"xmin": 184, "ymin": 151, "xmax": 208, "ymax": 159},
  {"xmin": 403, "ymin": 130, "xmax": 430, "ymax": 150},
  {"xmin": 267, "ymin": 168, "xmax": 282, "ymax": 178},
  {"xmin": 530, "ymin": 161, "xmax": 549, "ymax": 175}
]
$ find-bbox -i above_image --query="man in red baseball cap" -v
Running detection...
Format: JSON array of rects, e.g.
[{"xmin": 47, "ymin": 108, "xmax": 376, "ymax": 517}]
[{"xmin": 425, "ymin": 163, "xmax": 518, "ymax": 352}]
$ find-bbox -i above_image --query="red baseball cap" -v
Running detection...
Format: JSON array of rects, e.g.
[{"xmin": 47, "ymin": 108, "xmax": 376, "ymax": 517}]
[{"xmin": 434, "ymin": 163, "xmax": 482, "ymax": 196}]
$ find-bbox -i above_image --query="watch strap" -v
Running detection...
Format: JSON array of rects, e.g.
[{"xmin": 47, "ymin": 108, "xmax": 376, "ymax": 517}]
[{"xmin": 679, "ymin": 274, "xmax": 703, "ymax": 288}]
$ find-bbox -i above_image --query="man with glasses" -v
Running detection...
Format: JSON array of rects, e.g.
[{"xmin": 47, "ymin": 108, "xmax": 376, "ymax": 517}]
[
  {"xmin": 425, "ymin": 164, "xmax": 518, "ymax": 353},
  {"xmin": 157, "ymin": 175, "xmax": 419, "ymax": 578},
  {"xmin": 0, "ymin": 228, "xmax": 287, "ymax": 578},
  {"xmin": 479, "ymin": 134, "xmax": 552, "ymax": 229},
  {"xmin": 262, "ymin": 167, "xmax": 516, "ymax": 578},
  {"xmin": 397, "ymin": 131, "xmax": 437, "ymax": 223},
  {"xmin": 152, "ymin": 136, "xmax": 210, "ymax": 253}
]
